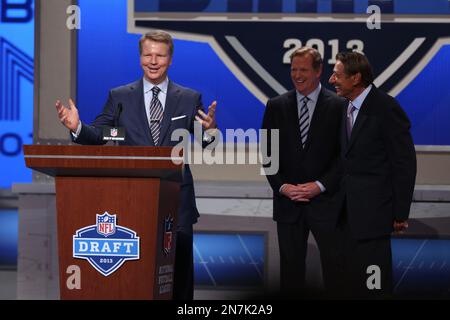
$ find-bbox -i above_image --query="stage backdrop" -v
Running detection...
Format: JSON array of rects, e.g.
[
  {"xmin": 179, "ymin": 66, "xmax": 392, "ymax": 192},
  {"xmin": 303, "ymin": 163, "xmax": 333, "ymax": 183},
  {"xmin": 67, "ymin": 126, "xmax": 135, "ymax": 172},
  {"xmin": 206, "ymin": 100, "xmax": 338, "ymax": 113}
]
[
  {"xmin": 1, "ymin": 0, "xmax": 450, "ymax": 189},
  {"xmin": 77, "ymin": 0, "xmax": 450, "ymax": 145}
]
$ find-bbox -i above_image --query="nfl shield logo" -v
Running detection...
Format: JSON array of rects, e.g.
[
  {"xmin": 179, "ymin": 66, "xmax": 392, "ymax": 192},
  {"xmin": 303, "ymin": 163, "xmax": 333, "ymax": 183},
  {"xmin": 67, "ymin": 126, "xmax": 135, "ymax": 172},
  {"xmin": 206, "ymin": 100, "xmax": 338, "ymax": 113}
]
[
  {"xmin": 163, "ymin": 216, "xmax": 174, "ymax": 255},
  {"xmin": 110, "ymin": 128, "xmax": 118, "ymax": 137},
  {"xmin": 97, "ymin": 212, "xmax": 116, "ymax": 236},
  {"xmin": 73, "ymin": 213, "xmax": 140, "ymax": 276}
]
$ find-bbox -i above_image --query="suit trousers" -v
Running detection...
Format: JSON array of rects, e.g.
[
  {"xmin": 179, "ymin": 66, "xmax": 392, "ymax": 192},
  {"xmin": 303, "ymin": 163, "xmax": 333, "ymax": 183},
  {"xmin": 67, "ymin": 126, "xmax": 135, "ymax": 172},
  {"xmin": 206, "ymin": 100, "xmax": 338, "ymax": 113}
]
[
  {"xmin": 277, "ymin": 206, "xmax": 342, "ymax": 298},
  {"xmin": 335, "ymin": 210, "xmax": 393, "ymax": 299},
  {"xmin": 172, "ymin": 224, "xmax": 194, "ymax": 300}
]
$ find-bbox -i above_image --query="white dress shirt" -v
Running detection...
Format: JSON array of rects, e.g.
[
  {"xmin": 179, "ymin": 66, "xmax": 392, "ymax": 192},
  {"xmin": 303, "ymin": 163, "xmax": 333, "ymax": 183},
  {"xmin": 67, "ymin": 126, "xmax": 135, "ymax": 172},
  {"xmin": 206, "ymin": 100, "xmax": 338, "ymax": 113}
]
[
  {"xmin": 347, "ymin": 84, "xmax": 372, "ymax": 126},
  {"xmin": 143, "ymin": 77, "xmax": 169, "ymax": 122}
]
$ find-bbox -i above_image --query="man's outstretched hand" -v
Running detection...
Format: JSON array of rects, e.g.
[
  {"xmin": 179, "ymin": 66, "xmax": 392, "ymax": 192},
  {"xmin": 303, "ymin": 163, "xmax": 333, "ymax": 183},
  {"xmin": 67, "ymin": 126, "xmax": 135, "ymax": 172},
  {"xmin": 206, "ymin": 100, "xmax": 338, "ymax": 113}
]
[
  {"xmin": 56, "ymin": 99, "xmax": 80, "ymax": 132},
  {"xmin": 195, "ymin": 101, "xmax": 217, "ymax": 130}
]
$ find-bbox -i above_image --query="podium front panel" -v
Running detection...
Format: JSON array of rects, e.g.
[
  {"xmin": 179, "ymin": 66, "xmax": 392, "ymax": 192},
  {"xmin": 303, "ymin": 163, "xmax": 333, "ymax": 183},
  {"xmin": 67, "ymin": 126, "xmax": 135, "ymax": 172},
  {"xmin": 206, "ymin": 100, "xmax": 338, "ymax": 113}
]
[{"xmin": 55, "ymin": 176, "xmax": 179, "ymax": 299}]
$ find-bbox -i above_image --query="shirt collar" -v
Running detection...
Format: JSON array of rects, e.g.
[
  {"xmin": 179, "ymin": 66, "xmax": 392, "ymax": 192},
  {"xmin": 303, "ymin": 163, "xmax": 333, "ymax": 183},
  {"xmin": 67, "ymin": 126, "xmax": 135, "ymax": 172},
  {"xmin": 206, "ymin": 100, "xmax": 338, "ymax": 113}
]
[
  {"xmin": 296, "ymin": 83, "xmax": 321, "ymax": 104},
  {"xmin": 350, "ymin": 84, "xmax": 372, "ymax": 110},
  {"xmin": 143, "ymin": 77, "xmax": 169, "ymax": 95}
]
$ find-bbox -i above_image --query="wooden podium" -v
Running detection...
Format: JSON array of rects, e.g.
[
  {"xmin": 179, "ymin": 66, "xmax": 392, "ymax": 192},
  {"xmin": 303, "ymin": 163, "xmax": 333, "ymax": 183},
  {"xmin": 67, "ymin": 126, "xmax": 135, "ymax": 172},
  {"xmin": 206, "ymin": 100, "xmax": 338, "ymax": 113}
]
[{"xmin": 23, "ymin": 145, "xmax": 183, "ymax": 300}]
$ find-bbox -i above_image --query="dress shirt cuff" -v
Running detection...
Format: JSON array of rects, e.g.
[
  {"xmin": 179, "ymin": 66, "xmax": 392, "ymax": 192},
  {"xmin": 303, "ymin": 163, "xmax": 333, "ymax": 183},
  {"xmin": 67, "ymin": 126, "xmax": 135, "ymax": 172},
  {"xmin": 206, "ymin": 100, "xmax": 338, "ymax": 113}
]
[
  {"xmin": 203, "ymin": 128, "xmax": 218, "ymax": 143},
  {"xmin": 315, "ymin": 181, "xmax": 326, "ymax": 193},
  {"xmin": 71, "ymin": 121, "xmax": 82, "ymax": 138},
  {"xmin": 279, "ymin": 184, "xmax": 287, "ymax": 194}
]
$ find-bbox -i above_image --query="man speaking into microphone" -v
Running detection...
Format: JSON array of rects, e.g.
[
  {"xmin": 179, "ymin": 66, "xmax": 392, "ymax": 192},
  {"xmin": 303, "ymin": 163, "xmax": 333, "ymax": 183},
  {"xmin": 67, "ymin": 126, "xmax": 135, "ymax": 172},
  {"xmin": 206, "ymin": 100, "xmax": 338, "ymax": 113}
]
[{"xmin": 55, "ymin": 30, "xmax": 217, "ymax": 300}]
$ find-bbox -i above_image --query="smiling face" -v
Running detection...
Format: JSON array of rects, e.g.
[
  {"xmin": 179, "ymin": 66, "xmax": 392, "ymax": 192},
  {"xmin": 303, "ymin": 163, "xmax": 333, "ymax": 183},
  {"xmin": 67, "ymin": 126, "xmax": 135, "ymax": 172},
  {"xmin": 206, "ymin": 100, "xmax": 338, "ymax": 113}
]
[
  {"xmin": 329, "ymin": 60, "xmax": 360, "ymax": 101},
  {"xmin": 290, "ymin": 54, "xmax": 322, "ymax": 96},
  {"xmin": 140, "ymin": 39, "xmax": 172, "ymax": 85}
]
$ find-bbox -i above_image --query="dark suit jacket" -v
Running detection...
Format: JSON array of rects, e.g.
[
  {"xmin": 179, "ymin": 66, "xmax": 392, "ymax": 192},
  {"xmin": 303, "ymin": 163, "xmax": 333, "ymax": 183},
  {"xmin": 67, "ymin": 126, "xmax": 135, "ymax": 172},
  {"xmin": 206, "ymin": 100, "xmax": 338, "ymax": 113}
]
[
  {"xmin": 336, "ymin": 85, "xmax": 417, "ymax": 239},
  {"xmin": 74, "ymin": 79, "xmax": 202, "ymax": 227},
  {"xmin": 262, "ymin": 87, "xmax": 345, "ymax": 224}
]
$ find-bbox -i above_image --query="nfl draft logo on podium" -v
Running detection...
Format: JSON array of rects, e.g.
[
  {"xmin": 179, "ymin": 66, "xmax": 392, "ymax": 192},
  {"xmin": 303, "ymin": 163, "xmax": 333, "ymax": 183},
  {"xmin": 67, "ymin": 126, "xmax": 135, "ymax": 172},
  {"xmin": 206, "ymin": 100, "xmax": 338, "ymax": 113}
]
[
  {"xmin": 73, "ymin": 212, "xmax": 140, "ymax": 276},
  {"xmin": 110, "ymin": 128, "xmax": 118, "ymax": 137},
  {"xmin": 163, "ymin": 216, "xmax": 174, "ymax": 255}
]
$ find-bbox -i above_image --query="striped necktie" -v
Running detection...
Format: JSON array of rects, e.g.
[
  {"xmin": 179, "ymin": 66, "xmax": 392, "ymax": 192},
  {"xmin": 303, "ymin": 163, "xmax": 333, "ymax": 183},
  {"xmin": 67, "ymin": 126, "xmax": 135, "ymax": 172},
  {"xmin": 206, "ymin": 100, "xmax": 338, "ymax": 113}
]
[
  {"xmin": 149, "ymin": 86, "xmax": 163, "ymax": 145},
  {"xmin": 299, "ymin": 96, "xmax": 310, "ymax": 148}
]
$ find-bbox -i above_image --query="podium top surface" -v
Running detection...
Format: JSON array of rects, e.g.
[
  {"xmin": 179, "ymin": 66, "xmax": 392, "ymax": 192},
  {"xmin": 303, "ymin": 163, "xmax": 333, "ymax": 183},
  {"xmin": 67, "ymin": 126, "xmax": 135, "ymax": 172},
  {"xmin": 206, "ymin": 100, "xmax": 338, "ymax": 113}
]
[{"xmin": 23, "ymin": 145, "xmax": 183, "ymax": 181}]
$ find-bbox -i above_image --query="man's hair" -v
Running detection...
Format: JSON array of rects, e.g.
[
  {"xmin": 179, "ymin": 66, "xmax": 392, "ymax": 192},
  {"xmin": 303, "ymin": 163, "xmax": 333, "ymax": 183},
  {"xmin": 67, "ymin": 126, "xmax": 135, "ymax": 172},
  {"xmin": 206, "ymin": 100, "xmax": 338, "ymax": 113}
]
[
  {"xmin": 139, "ymin": 30, "xmax": 174, "ymax": 57},
  {"xmin": 336, "ymin": 51, "xmax": 374, "ymax": 87},
  {"xmin": 290, "ymin": 47, "xmax": 323, "ymax": 71}
]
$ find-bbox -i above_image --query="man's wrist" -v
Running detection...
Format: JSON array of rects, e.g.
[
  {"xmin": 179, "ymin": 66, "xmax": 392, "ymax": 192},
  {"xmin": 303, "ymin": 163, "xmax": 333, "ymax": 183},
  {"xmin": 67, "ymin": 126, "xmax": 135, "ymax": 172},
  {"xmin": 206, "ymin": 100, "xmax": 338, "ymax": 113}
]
[
  {"xmin": 279, "ymin": 184, "xmax": 287, "ymax": 194},
  {"xmin": 203, "ymin": 128, "xmax": 218, "ymax": 142},
  {"xmin": 315, "ymin": 181, "xmax": 326, "ymax": 193},
  {"xmin": 71, "ymin": 121, "xmax": 82, "ymax": 138}
]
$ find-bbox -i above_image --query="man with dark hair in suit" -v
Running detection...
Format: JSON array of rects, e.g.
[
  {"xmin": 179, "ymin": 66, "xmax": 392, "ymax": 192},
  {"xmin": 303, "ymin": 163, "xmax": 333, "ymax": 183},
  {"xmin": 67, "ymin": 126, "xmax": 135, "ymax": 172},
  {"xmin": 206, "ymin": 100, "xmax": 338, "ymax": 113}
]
[
  {"xmin": 55, "ymin": 30, "xmax": 217, "ymax": 300},
  {"xmin": 329, "ymin": 51, "xmax": 416, "ymax": 298},
  {"xmin": 262, "ymin": 47, "xmax": 345, "ymax": 297}
]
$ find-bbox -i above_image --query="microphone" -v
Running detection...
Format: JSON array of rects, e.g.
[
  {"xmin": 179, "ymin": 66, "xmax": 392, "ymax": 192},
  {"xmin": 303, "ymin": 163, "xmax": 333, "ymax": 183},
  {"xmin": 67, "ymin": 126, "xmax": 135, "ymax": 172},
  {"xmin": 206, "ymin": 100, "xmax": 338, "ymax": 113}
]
[
  {"xmin": 102, "ymin": 103, "xmax": 126, "ymax": 145},
  {"xmin": 113, "ymin": 103, "xmax": 123, "ymax": 146},
  {"xmin": 114, "ymin": 103, "xmax": 123, "ymax": 128}
]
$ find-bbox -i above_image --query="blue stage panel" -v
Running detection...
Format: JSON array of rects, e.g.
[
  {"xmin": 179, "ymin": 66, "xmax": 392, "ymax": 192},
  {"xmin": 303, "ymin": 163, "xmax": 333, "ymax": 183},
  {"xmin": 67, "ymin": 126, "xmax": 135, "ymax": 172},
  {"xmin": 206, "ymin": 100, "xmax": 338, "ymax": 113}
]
[
  {"xmin": 0, "ymin": 210, "xmax": 18, "ymax": 267},
  {"xmin": 193, "ymin": 232, "xmax": 265, "ymax": 288},
  {"xmin": 392, "ymin": 238, "xmax": 450, "ymax": 297}
]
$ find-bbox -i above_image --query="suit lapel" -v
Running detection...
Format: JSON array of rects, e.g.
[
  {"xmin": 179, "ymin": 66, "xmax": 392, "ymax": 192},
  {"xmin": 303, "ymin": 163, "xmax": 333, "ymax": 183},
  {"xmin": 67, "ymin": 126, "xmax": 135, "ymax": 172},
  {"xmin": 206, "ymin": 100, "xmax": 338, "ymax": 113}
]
[
  {"xmin": 340, "ymin": 106, "xmax": 348, "ymax": 152},
  {"xmin": 285, "ymin": 90, "xmax": 303, "ymax": 151},
  {"xmin": 346, "ymin": 112, "xmax": 367, "ymax": 153},
  {"xmin": 304, "ymin": 88, "xmax": 327, "ymax": 151},
  {"xmin": 159, "ymin": 81, "xmax": 182, "ymax": 145},
  {"xmin": 345, "ymin": 87, "xmax": 375, "ymax": 154}
]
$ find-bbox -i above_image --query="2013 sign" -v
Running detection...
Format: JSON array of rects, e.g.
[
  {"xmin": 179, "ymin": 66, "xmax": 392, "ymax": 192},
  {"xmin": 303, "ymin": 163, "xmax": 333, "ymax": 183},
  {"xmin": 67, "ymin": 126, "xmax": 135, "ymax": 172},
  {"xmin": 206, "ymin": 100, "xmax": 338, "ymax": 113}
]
[{"xmin": 283, "ymin": 38, "xmax": 365, "ymax": 65}]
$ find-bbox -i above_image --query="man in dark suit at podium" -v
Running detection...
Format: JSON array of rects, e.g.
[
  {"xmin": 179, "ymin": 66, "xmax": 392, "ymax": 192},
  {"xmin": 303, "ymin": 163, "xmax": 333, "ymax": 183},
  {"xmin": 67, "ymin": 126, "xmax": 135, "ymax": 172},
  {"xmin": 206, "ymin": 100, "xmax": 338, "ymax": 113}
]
[
  {"xmin": 55, "ymin": 30, "xmax": 217, "ymax": 300},
  {"xmin": 262, "ymin": 47, "xmax": 345, "ymax": 297},
  {"xmin": 329, "ymin": 51, "xmax": 416, "ymax": 298}
]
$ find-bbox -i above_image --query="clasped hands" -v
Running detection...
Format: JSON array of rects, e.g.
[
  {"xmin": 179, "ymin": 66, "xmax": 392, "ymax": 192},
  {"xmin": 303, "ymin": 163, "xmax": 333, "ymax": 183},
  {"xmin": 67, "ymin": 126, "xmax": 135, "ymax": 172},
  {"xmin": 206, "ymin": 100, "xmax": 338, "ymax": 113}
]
[
  {"xmin": 281, "ymin": 182, "xmax": 321, "ymax": 202},
  {"xmin": 279, "ymin": 181, "xmax": 410, "ymax": 235}
]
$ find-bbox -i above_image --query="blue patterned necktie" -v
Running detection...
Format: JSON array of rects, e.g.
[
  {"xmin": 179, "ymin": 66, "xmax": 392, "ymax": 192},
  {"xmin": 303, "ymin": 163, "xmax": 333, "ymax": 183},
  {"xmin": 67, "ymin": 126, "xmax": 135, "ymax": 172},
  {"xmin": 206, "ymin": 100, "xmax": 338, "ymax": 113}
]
[
  {"xmin": 149, "ymin": 86, "xmax": 163, "ymax": 145},
  {"xmin": 299, "ymin": 96, "xmax": 310, "ymax": 148}
]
